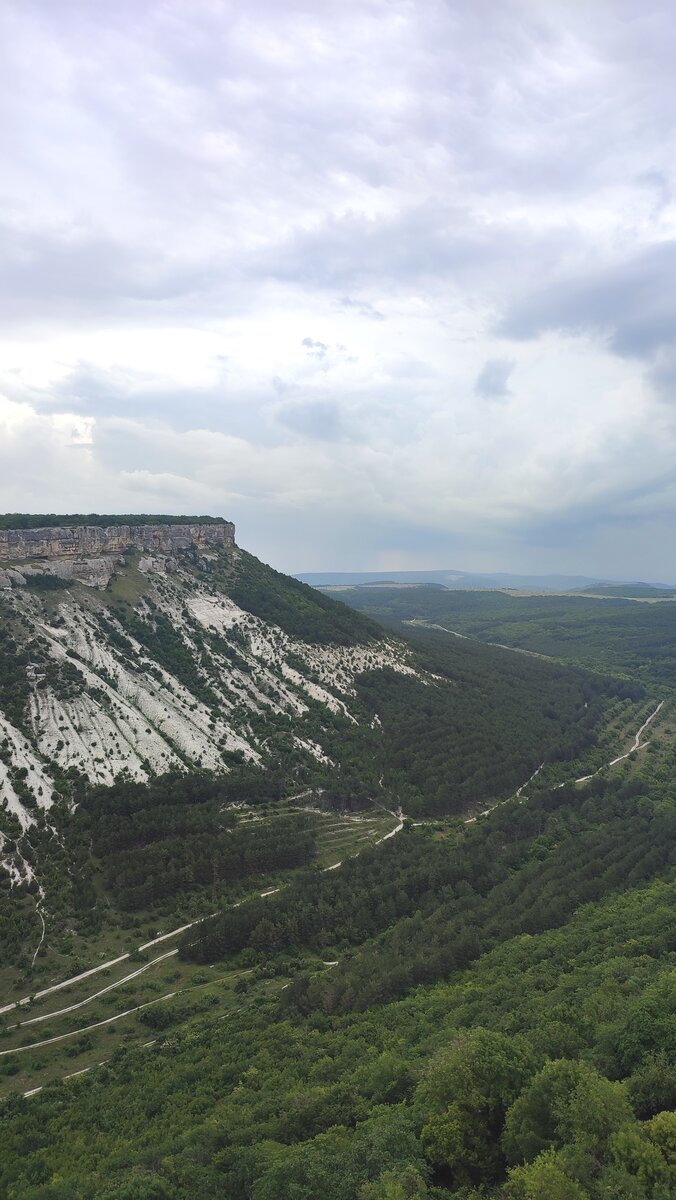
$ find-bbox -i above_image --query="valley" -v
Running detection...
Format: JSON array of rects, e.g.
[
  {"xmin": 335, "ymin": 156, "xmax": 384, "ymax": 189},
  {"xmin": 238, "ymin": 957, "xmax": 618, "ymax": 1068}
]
[{"xmin": 0, "ymin": 519, "xmax": 674, "ymax": 1200}]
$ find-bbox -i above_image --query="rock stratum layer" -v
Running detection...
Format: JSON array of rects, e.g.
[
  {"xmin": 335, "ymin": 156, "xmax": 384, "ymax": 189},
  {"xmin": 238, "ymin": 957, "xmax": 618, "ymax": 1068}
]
[{"xmin": 0, "ymin": 522, "xmax": 236, "ymax": 562}]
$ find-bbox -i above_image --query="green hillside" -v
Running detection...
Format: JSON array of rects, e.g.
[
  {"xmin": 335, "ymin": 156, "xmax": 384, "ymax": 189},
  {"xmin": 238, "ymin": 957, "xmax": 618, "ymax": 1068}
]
[
  {"xmin": 331, "ymin": 584, "xmax": 676, "ymax": 685},
  {"xmin": 0, "ymin": 543, "xmax": 674, "ymax": 1200},
  {"xmin": 1, "ymin": 753, "xmax": 674, "ymax": 1199}
]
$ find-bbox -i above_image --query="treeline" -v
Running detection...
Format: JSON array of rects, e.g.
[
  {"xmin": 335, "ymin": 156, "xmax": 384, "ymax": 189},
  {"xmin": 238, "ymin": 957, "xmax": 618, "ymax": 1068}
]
[
  {"xmin": 73, "ymin": 771, "xmax": 314, "ymax": 911},
  {"xmin": 0, "ymin": 513, "xmax": 227, "ymax": 529},
  {"xmin": 183, "ymin": 772, "xmax": 675, "ymax": 1000},
  {"xmin": 353, "ymin": 626, "xmax": 641, "ymax": 815}
]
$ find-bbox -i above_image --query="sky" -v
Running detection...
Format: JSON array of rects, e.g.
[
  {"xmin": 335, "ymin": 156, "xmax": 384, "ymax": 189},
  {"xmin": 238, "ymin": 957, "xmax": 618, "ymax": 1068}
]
[{"xmin": 1, "ymin": 0, "xmax": 676, "ymax": 578}]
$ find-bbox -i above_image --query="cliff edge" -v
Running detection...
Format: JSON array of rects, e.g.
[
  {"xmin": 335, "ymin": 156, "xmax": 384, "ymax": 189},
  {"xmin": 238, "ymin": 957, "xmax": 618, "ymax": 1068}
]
[{"xmin": 0, "ymin": 520, "xmax": 236, "ymax": 562}]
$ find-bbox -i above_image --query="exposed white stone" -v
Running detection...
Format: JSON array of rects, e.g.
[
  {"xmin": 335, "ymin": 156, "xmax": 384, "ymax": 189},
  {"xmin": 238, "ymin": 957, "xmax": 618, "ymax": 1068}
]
[{"xmin": 0, "ymin": 548, "xmax": 421, "ymax": 821}]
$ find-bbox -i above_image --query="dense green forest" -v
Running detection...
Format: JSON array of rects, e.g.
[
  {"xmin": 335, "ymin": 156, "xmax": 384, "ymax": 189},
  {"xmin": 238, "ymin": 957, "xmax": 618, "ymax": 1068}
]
[
  {"xmin": 221, "ymin": 549, "xmax": 381, "ymax": 645},
  {"xmin": 0, "ymin": 514, "xmax": 228, "ymax": 529},
  {"xmin": 77, "ymin": 773, "xmax": 314, "ymax": 912},
  {"xmin": 1, "ymin": 543, "xmax": 674, "ymax": 1199},
  {"xmin": 351, "ymin": 626, "xmax": 641, "ymax": 816},
  {"xmin": 332, "ymin": 585, "xmax": 676, "ymax": 684},
  {"xmin": 1, "ymin": 752, "xmax": 674, "ymax": 1198}
]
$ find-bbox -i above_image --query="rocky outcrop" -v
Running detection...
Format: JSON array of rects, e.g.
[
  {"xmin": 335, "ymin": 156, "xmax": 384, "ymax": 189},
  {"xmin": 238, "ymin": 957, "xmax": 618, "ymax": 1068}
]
[{"xmin": 0, "ymin": 522, "xmax": 236, "ymax": 563}]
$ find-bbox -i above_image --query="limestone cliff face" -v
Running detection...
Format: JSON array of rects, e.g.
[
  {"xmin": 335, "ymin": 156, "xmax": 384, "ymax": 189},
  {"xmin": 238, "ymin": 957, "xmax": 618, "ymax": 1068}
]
[{"xmin": 0, "ymin": 522, "xmax": 235, "ymax": 563}]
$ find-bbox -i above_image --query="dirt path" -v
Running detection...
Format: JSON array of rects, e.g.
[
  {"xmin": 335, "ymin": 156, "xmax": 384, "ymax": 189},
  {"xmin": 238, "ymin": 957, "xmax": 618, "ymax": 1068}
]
[
  {"xmin": 0, "ymin": 918, "xmax": 205, "ymax": 1018},
  {"xmin": 0, "ymin": 992, "xmax": 178, "ymax": 1057},
  {"xmin": 376, "ymin": 809, "xmax": 404, "ymax": 843},
  {"xmin": 465, "ymin": 700, "xmax": 665, "ymax": 823},
  {"xmin": 30, "ymin": 903, "xmax": 46, "ymax": 969},
  {"xmin": 404, "ymin": 619, "xmax": 554, "ymax": 660},
  {"xmin": 2, "ymin": 807, "xmax": 404, "ymax": 1021},
  {"xmin": 568, "ymin": 699, "xmax": 664, "ymax": 785},
  {"xmin": 8, "ymin": 949, "xmax": 179, "ymax": 1030}
]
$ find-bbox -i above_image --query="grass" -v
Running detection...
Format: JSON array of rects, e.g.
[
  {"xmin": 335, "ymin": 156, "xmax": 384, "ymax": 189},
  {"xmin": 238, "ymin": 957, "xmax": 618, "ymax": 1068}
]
[
  {"xmin": 0, "ymin": 955, "xmax": 333, "ymax": 1100},
  {"xmin": 104, "ymin": 551, "xmax": 151, "ymax": 609},
  {"xmin": 0, "ymin": 968, "xmax": 240, "ymax": 1099},
  {"xmin": 233, "ymin": 796, "xmax": 399, "ymax": 867},
  {"xmin": 0, "ymin": 797, "xmax": 401, "ymax": 1097}
]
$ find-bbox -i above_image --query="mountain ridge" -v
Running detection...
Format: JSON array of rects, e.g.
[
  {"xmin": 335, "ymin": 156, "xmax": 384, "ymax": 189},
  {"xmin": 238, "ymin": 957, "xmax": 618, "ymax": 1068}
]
[{"xmin": 297, "ymin": 568, "xmax": 676, "ymax": 591}]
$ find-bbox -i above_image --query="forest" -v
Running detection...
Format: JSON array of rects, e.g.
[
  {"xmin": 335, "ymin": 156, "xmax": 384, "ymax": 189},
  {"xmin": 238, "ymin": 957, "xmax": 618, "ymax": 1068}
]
[
  {"xmin": 0, "ymin": 550, "xmax": 674, "ymax": 1199},
  {"xmin": 214, "ymin": 548, "xmax": 382, "ymax": 645},
  {"xmin": 333, "ymin": 584, "xmax": 676, "ymax": 685},
  {"xmin": 351, "ymin": 626, "xmax": 642, "ymax": 815},
  {"xmin": 78, "ymin": 773, "xmax": 315, "ymax": 911},
  {"xmin": 0, "ymin": 514, "xmax": 228, "ymax": 529},
  {"xmin": 1, "ymin": 752, "xmax": 674, "ymax": 1199}
]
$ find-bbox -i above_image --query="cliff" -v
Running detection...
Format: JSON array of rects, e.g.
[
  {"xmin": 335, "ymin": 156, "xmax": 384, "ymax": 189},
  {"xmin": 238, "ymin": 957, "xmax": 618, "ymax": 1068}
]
[{"xmin": 0, "ymin": 521, "xmax": 236, "ymax": 563}]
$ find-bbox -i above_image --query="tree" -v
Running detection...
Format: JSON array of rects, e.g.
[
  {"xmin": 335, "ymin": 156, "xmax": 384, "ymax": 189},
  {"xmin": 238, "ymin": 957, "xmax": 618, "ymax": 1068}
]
[
  {"xmin": 504, "ymin": 1149, "xmax": 589, "ymax": 1200},
  {"xmin": 358, "ymin": 1165, "xmax": 429, "ymax": 1199},
  {"xmin": 416, "ymin": 1029, "xmax": 533, "ymax": 1186}
]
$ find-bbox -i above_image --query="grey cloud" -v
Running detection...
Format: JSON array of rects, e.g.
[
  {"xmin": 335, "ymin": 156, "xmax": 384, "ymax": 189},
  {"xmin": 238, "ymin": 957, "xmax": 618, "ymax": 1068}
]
[
  {"xmin": 4, "ymin": 0, "xmax": 676, "ymax": 579},
  {"xmin": 475, "ymin": 358, "xmax": 515, "ymax": 400},
  {"xmin": 500, "ymin": 243, "xmax": 676, "ymax": 360},
  {"xmin": 301, "ymin": 338, "xmax": 329, "ymax": 360},
  {"xmin": 260, "ymin": 202, "xmax": 503, "ymax": 291},
  {"xmin": 337, "ymin": 297, "xmax": 386, "ymax": 321},
  {"xmin": 275, "ymin": 399, "xmax": 348, "ymax": 442},
  {"xmin": 0, "ymin": 221, "xmax": 231, "ymax": 327}
]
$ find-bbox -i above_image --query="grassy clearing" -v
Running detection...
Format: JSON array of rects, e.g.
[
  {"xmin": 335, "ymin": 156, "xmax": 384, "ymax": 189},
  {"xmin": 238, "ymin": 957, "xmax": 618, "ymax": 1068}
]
[
  {"xmin": 0, "ymin": 798, "xmax": 401, "ymax": 1093},
  {"xmin": 0, "ymin": 960, "xmax": 253, "ymax": 1099},
  {"xmin": 0, "ymin": 954, "xmax": 335, "ymax": 1101}
]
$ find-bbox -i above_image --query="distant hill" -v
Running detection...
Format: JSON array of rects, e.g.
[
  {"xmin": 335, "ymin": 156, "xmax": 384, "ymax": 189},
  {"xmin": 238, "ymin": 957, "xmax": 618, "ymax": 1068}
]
[
  {"xmin": 575, "ymin": 582, "xmax": 676, "ymax": 598},
  {"xmin": 297, "ymin": 568, "xmax": 610, "ymax": 591},
  {"xmin": 298, "ymin": 568, "xmax": 676, "ymax": 592}
]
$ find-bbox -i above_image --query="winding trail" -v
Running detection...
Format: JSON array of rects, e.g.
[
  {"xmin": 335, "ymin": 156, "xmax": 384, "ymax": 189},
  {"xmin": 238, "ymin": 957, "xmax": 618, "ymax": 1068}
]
[
  {"xmin": 0, "ymin": 918, "xmax": 206, "ymax": 1018},
  {"xmin": 407, "ymin": 618, "xmax": 666, "ymax": 821},
  {"xmin": 569, "ymin": 700, "xmax": 664, "ymax": 785},
  {"xmin": 515, "ymin": 763, "xmax": 545, "ymax": 797},
  {"xmin": 2, "ymin": 686, "xmax": 662, "ymax": 1034},
  {"xmin": 2, "ymin": 809, "xmax": 405, "ymax": 1030},
  {"xmin": 0, "ymin": 992, "xmax": 178, "ymax": 1057},
  {"xmin": 7, "ymin": 949, "xmax": 179, "ymax": 1030},
  {"xmin": 4, "ymin": 688, "xmax": 661, "ymax": 1078},
  {"xmin": 404, "ymin": 619, "xmax": 554, "ymax": 661},
  {"xmin": 322, "ymin": 807, "xmax": 403, "ymax": 871},
  {"xmin": 31, "ymin": 903, "xmax": 46, "ymax": 970},
  {"xmin": 375, "ymin": 809, "xmax": 404, "ymax": 844},
  {"xmin": 2, "ymin": 658, "xmax": 666, "ymax": 1096},
  {"xmin": 465, "ymin": 700, "xmax": 665, "ymax": 822}
]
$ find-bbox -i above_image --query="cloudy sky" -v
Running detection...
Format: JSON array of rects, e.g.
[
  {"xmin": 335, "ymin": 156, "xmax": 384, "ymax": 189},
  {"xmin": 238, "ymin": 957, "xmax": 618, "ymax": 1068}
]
[{"xmin": 2, "ymin": 0, "xmax": 676, "ymax": 577}]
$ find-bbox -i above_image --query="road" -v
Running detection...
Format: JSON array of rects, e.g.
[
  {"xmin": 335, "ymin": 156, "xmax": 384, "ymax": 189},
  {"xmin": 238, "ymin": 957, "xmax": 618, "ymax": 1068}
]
[
  {"xmin": 465, "ymin": 700, "xmax": 665, "ymax": 822},
  {"xmin": 7, "ymin": 949, "xmax": 179, "ymax": 1030},
  {"xmin": 570, "ymin": 700, "xmax": 664, "ymax": 784},
  {"xmin": 0, "ymin": 992, "xmax": 178, "ymax": 1058},
  {"xmin": 2, "ymin": 808, "xmax": 405, "ymax": 1032},
  {"xmin": 5, "ymin": 691, "xmax": 663, "ymax": 1085},
  {"xmin": 0, "ymin": 918, "xmax": 206, "ymax": 1018}
]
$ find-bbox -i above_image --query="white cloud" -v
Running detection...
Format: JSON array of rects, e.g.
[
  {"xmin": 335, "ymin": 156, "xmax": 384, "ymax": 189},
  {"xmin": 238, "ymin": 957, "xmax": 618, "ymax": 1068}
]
[{"xmin": 1, "ymin": 0, "xmax": 675, "ymax": 575}]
